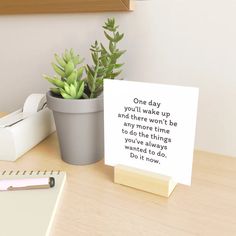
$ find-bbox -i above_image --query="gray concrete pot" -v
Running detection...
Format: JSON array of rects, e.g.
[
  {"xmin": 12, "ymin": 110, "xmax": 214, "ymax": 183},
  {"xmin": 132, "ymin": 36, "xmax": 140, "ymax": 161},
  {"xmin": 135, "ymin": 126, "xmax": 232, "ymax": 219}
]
[{"xmin": 46, "ymin": 91, "xmax": 104, "ymax": 165}]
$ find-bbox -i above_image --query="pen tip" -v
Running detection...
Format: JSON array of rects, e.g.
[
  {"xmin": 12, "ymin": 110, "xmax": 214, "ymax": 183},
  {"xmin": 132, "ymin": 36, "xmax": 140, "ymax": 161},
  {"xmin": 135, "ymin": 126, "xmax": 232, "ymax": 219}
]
[{"xmin": 49, "ymin": 177, "xmax": 55, "ymax": 188}]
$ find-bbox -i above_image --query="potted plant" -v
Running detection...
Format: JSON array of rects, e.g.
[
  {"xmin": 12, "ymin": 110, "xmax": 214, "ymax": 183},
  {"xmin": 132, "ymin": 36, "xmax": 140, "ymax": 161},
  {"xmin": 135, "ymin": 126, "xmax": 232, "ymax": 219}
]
[{"xmin": 44, "ymin": 18, "xmax": 126, "ymax": 165}]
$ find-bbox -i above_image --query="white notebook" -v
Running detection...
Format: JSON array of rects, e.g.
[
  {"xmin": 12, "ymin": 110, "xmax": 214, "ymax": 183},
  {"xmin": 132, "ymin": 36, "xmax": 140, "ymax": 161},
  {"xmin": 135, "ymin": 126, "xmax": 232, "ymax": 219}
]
[{"xmin": 0, "ymin": 170, "xmax": 66, "ymax": 236}]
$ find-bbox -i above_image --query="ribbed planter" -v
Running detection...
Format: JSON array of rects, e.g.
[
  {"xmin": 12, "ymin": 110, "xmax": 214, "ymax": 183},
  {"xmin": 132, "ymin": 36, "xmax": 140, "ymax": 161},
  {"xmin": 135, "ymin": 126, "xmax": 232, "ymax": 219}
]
[{"xmin": 46, "ymin": 91, "xmax": 104, "ymax": 165}]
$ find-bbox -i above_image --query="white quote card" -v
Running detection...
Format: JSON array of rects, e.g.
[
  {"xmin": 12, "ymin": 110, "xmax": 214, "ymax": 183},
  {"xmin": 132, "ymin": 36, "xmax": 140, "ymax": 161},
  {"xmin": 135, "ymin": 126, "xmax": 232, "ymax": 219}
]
[{"xmin": 104, "ymin": 80, "xmax": 199, "ymax": 185}]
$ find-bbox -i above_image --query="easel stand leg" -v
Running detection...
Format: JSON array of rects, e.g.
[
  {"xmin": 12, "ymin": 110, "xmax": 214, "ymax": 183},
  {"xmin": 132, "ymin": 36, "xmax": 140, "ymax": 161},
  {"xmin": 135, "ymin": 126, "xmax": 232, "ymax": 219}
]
[{"xmin": 114, "ymin": 165, "xmax": 177, "ymax": 197}]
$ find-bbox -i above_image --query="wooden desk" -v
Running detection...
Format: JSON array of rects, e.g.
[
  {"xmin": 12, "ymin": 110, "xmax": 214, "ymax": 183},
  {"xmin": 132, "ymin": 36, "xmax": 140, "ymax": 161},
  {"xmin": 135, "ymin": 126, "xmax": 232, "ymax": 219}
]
[{"xmin": 0, "ymin": 115, "xmax": 236, "ymax": 235}]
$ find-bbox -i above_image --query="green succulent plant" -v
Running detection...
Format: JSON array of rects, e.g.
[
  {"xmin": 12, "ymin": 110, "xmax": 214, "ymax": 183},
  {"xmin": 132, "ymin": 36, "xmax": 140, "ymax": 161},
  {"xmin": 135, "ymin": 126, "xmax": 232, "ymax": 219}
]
[
  {"xmin": 43, "ymin": 49, "xmax": 85, "ymax": 99},
  {"xmin": 43, "ymin": 18, "xmax": 125, "ymax": 99},
  {"xmin": 84, "ymin": 18, "xmax": 126, "ymax": 98}
]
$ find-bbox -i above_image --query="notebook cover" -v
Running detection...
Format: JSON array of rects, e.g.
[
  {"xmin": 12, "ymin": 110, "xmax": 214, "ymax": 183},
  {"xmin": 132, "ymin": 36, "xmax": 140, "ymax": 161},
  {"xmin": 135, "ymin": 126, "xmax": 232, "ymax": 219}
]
[{"xmin": 0, "ymin": 171, "xmax": 66, "ymax": 236}]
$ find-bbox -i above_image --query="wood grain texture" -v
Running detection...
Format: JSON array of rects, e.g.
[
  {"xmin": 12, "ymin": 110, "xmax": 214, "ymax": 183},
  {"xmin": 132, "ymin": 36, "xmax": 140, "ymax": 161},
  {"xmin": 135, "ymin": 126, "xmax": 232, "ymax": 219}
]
[
  {"xmin": 0, "ymin": 113, "xmax": 236, "ymax": 236},
  {"xmin": 0, "ymin": 0, "xmax": 134, "ymax": 14},
  {"xmin": 121, "ymin": 0, "xmax": 134, "ymax": 10},
  {"xmin": 114, "ymin": 165, "xmax": 177, "ymax": 197}
]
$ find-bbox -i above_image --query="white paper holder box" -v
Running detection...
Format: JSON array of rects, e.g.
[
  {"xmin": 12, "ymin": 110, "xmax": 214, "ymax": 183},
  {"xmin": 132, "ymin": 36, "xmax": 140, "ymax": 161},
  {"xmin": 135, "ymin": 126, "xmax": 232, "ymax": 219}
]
[{"xmin": 0, "ymin": 94, "xmax": 55, "ymax": 161}]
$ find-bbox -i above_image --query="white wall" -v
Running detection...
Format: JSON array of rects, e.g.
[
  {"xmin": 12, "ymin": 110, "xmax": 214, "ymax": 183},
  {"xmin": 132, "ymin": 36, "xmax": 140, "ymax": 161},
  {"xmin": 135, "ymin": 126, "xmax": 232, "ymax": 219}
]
[{"xmin": 0, "ymin": 0, "xmax": 235, "ymax": 157}]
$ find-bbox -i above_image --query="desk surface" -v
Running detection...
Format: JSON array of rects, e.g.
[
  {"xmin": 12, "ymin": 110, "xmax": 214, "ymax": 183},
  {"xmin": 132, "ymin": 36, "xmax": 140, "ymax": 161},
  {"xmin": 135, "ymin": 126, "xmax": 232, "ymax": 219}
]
[{"xmin": 0, "ymin": 116, "xmax": 236, "ymax": 236}]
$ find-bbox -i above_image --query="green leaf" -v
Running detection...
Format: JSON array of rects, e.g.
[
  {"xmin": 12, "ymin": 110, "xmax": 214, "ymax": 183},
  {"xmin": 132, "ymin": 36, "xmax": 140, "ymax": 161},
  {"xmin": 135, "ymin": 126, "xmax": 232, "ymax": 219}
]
[
  {"xmin": 76, "ymin": 81, "xmax": 84, "ymax": 99},
  {"xmin": 86, "ymin": 71, "xmax": 95, "ymax": 93},
  {"xmin": 50, "ymin": 87, "xmax": 61, "ymax": 95},
  {"xmin": 97, "ymin": 67, "xmax": 106, "ymax": 76},
  {"xmin": 70, "ymin": 48, "xmax": 75, "ymax": 58},
  {"xmin": 100, "ymin": 56, "xmax": 108, "ymax": 67},
  {"xmin": 52, "ymin": 63, "xmax": 65, "ymax": 77},
  {"xmin": 77, "ymin": 67, "xmax": 84, "ymax": 80},
  {"xmin": 86, "ymin": 65, "xmax": 95, "ymax": 77},
  {"xmin": 64, "ymin": 49, "xmax": 71, "ymax": 62},
  {"xmin": 73, "ymin": 55, "xmax": 84, "ymax": 65},
  {"xmin": 94, "ymin": 86, "xmax": 103, "ymax": 97},
  {"xmin": 109, "ymin": 41, "xmax": 115, "ymax": 53},
  {"xmin": 92, "ymin": 53, "xmax": 98, "ymax": 65},
  {"xmin": 100, "ymin": 43, "xmax": 108, "ymax": 54},
  {"xmin": 61, "ymin": 92, "xmax": 73, "ymax": 99},
  {"xmin": 113, "ymin": 50, "xmax": 126, "ymax": 60},
  {"xmin": 103, "ymin": 24, "xmax": 118, "ymax": 32},
  {"xmin": 107, "ymin": 18, "xmax": 115, "ymax": 28},
  {"xmin": 67, "ymin": 70, "xmax": 77, "ymax": 84},
  {"xmin": 65, "ymin": 61, "xmax": 75, "ymax": 77},
  {"xmin": 110, "ymin": 70, "xmax": 122, "ymax": 78},
  {"xmin": 104, "ymin": 31, "xmax": 115, "ymax": 42},
  {"xmin": 54, "ymin": 54, "xmax": 66, "ymax": 68},
  {"xmin": 103, "ymin": 26, "xmax": 113, "ymax": 32},
  {"xmin": 96, "ymin": 78, "xmax": 103, "ymax": 87},
  {"xmin": 43, "ymin": 75, "xmax": 65, "ymax": 88},
  {"xmin": 114, "ymin": 63, "xmax": 124, "ymax": 69},
  {"xmin": 64, "ymin": 83, "xmax": 70, "ymax": 94},
  {"xmin": 115, "ymin": 32, "xmax": 124, "ymax": 42},
  {"xmin": 70, "ymin": 84, "xmax": 77, "ymax": 98}
]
